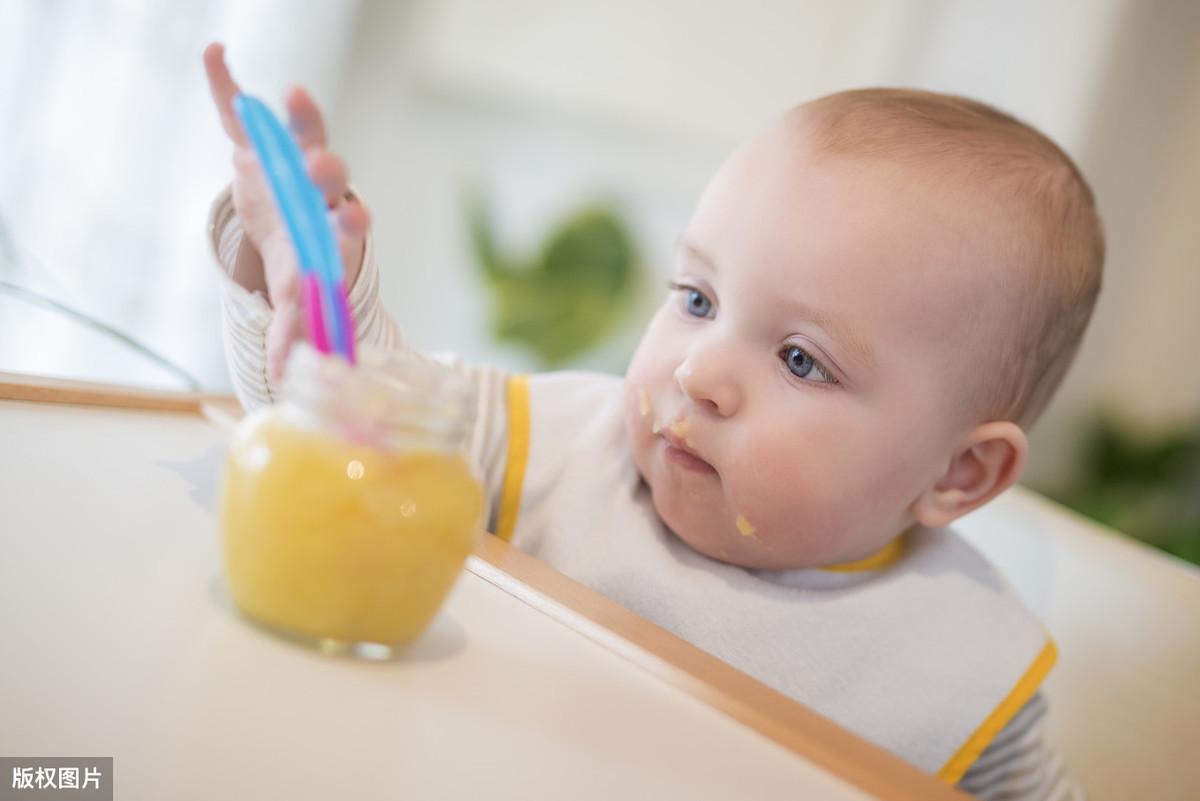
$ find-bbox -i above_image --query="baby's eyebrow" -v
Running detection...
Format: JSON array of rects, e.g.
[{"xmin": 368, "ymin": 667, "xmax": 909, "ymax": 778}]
[
  {"xmin": 676, "ymin": 239, "xmax": 714, "ymax": 272},
  {"xmin": 677, "ymin": 239, "xmax": 876, "ymax": 372},
  {"xmin": 786, "ymin": 296, "xmax": 877, "ymax": 373}
]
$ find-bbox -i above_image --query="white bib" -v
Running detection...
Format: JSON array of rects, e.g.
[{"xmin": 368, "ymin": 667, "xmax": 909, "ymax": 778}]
[{"xmin": 497, "ymin": 371, "xmax": 1055, "ymax": 781}]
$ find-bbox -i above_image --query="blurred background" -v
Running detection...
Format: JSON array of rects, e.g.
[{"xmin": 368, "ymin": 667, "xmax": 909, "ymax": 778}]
[{"xmin": 1, "ymin": 0, "xmax": 1197, "ymax": 561}]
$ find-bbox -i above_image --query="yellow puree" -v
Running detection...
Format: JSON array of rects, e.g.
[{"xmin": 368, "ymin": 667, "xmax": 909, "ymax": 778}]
[{"xmin": 221, "ymin": 412, "xmax": 483, "ymax": 646}]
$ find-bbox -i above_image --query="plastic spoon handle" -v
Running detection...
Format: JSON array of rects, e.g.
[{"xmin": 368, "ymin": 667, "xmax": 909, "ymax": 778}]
[{"xmin": 233, "ymin": 93, "xmax": 348, "ymax": 356}]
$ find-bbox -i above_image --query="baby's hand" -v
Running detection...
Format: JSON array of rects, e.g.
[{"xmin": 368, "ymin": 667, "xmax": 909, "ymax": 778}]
[{"xmin": 202, "ymin": 42, "xmax": 370, "ymax": 382}]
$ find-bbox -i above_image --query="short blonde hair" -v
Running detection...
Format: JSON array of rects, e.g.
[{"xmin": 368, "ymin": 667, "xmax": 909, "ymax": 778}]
[{"xmin": 802, "ymin": 88, "xmax": 1104, "ymax": 428}]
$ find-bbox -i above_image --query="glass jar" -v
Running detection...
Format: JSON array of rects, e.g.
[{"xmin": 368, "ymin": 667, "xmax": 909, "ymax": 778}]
[{"xmin": 219, "ymin": 343, "xmax": 483, "ymax": 657}]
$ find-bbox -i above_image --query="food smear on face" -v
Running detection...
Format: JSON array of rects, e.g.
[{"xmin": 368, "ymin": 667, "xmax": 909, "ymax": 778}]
[
  {"xmin": 668, "ymin": 418, "xmax": 691, "ymax": 438},
  {"xmin": 638, "ymin": 387, "xmax": 651, "ymax": 417},
  {"xmin": 735, "ymin": 514, "xmax": 758, "ymax": 539}
]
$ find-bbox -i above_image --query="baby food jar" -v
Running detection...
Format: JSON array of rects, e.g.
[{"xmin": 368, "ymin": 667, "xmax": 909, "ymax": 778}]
[{"xmin": 219, "ymin": 343, "xmax": 483, "ymax": 657}]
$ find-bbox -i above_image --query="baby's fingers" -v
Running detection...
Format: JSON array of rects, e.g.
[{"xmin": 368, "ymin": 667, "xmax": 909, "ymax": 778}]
[
  {"xmin": 307, "ymin": 149, "xmax": 350, "ymax": 208},
  {"xmin": 337, "ymin": 195, "xmax": 371, "ymax": 241},
  {"xmin": 285, "ymin": 86, "xmax": 328, "ymax": 152},
  {"xmin": 202, "ymin": 42, "xmax": 247, "ymax": 146}
]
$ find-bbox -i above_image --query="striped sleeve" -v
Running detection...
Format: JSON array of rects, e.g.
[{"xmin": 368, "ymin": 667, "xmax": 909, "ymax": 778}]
[
  {"xmin": 205, "ymin": 186, "xmax": 511, "ymax": 526},
  {"xmin": 956, "ymin": 692, "xmax": 1087, "ymax": 800}
]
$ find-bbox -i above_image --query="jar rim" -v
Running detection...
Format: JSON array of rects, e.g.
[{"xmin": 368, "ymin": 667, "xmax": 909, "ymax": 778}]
[{"xmin": 281, "ymin": 343, "xmax": 474, "ymax": 451}]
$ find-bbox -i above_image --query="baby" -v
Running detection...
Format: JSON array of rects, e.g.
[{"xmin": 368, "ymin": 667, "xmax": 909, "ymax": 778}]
[{"xmin": 204, "ymin": 44, "xmax": 1100, "ymax": 800}]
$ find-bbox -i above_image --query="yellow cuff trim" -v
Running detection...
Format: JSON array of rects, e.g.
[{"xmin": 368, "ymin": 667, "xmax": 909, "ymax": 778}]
[
  {"xmin": 936, "ymin": 637, "xmax": 1059, "ymax": 784},
  {"xmin": 820, "ymin": 535, "xmax": 906, "ymax": 573},
  {"xmin": 495, "ymin": 374, "xmax": 530, "ymax": 543}
]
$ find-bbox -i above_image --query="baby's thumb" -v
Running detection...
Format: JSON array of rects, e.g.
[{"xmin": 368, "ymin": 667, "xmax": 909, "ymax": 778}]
[{"xmin": 266, "ymin": 299, "xmax": 306, "ymax": 387}]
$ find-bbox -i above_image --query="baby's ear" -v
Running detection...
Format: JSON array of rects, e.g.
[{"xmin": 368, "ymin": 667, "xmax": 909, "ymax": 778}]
[{"xmin": 910, "ymin": 422, "xmax": 1028, "ymax": 529}]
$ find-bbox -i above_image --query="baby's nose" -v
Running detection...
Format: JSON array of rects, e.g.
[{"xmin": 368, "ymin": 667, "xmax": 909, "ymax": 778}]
[{"xmin": 674, "ymin": 358, "xmax": 740, "ymax": 417}]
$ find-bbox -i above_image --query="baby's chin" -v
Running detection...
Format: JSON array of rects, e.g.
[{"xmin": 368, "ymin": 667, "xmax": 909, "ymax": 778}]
[
  {"xmin": 654, "ymin": 499, "xmax": 725, "ymax": 558},
  {"xmin": 622, "ymin": 406, "xmax": 772, "ymax": 568},
  {"xmin": 642, "ymin": 479, "xmax": 762, "ymax": 567}
]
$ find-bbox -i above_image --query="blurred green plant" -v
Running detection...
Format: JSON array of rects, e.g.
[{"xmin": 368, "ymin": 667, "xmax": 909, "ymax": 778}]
[
  {"xmin": 1042, "ymin": 414, "xmax": 1200, "ymax": 565},
  {"xmin": 468, "ymin": 195, "xmax": 639, "ymax": 367}
]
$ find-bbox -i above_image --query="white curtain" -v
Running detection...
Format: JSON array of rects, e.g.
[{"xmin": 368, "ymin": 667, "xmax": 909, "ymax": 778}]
[{"xmin": 0, "ymin": 0, "xmax": 362, "ymax": 389}]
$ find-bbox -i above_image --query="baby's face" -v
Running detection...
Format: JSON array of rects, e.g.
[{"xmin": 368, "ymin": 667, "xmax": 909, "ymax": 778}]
[{"xmin": 624, "ymin": 118, "xmax": 991, "ymax": 569}]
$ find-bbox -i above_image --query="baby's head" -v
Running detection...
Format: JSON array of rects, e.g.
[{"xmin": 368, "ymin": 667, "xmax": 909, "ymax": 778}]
[{"xmin": 624, "ymin": 88, "xmax": 1104, "ymax": 570}]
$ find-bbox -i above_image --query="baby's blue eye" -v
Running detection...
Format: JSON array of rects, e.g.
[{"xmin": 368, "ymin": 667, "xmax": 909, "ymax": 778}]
[
  {"xmin": 781, "ymin": 345, "xmax": 835, "ymax": 384},
  {"xmin": 684, "ymin": 289, "xmax": 713, "ymax": 318},
  {"xmin": 668, "ymin": 282, "xmax": 715, "ymax": 318}
]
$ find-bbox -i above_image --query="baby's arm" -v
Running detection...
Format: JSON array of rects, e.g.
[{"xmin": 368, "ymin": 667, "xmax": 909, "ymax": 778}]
[
  {"xmin": 208, "ymin": 185, "xmax": 401, "ymax": 408},
  {"xmin": 203, "ymin": 43, "xmax": 373, "ymax": 389},
  {"xmin": 957, "ymin": 692, "xmax": 1085, "ymax": 800}
]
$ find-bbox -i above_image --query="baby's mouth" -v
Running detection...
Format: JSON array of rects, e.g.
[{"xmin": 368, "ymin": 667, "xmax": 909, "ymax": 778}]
[{"xmin": 660, "ymin": 429, "xmax": 717, "ymax": 474}]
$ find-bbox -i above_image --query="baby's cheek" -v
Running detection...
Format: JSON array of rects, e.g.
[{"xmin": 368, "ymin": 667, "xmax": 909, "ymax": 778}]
[{"xmin": 725, "ymin": 437, "xmax": 847, "ymax": 558}]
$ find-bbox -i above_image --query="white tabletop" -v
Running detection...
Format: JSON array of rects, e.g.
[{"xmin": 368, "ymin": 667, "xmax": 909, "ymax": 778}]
[{"xmin": 0, "ymin": 396, "xmax": 909, "ymax": 800}]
